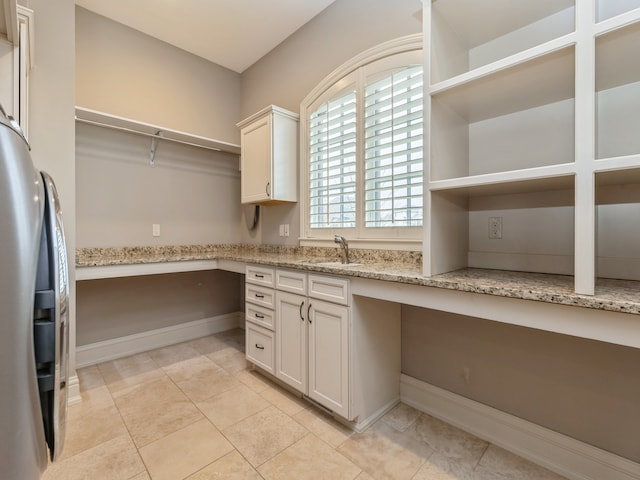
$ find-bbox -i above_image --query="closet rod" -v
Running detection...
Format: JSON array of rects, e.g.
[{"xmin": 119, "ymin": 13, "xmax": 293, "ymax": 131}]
[{"xmin": 76, "ymin": 116, "xmax": 225, "ymax": 153}]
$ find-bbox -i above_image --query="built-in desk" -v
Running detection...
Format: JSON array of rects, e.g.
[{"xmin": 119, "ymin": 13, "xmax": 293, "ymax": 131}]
[{"xmin": 76, "ymin": 245, "xmax": 640, "ymax": 348}]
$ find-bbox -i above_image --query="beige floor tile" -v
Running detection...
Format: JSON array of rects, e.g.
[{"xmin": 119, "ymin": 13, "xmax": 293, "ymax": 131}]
[
  {"xmin": 68, "ymin": 384, "xmax": 115, "ymax": 417},
  {"xmin": 115, "ymin": 375, "xmax": 203, "ymax": 447},
  {"xmin": 197, "ymin": 384, "xmax": 270, "ymax": 429},
  {"xmin": 208, "ymin": 347, "xmax": 250, "ymax": 373},
  {"xmin": 234, "ymin": 368, "xmax": 275, "ymax": 393},
  {"xmin": 76, "ymin": 365, "xmax": 106, "ymax": 390},
  {"xmin": 42, "ymin": 434, "xmax": 145, "ymax": 480},
  {"xmin": 293, "ymin": 407, "xmax": 354, "ymax": 448},
  {"xmin": 166, "ymin": 356, "xmax": 241, "ymax": 402},
  {"xmin": 381, "ymin": 403, "xmax": 421, "ymax": 432},
  {"xmin": 412, "ymin": 453, "xmax": 476, "ymax": 480},
  {"xmin": 98, "ymin": 352, "xmax": 164, "ymax": 398},
  {"xmin": 411, "ymin": 414, "xmax": 488, "ymax": 464},
  {"xmin": 354, "ymin": 473, "xmax": 376, "ymax": 480},
  {"xmin": 260, "ymin": 383, "xmax": 308, "ymax": 416},
  {"xmin": 140, "ymin": 419, "xmax": 233, "ymax": 480},
  {"xmin": 130, "ymin": 473, "xmax": 151, "ymax": 480},
  {"xmin": 187, "ymin": 333, "xmax": 238, "ymax": 356},
  {"xmin": 185, "ymin": 450, "xmax": 262, "ymax": 480},
  {"xmin": 223, "ymin": 405, "xmax": 308, "ymax": 467},
  {"xmin": 475, "ymin": 445, "xmax": 567, "ymax": 480},
  {"xmin": 338, "ymin": 421, "xmax": 432, "ymax": 480},
  {"xmin": 61, "ymin": 403, "xmax": 129, "ymax": 460},
  {"xmin": 147, "ymin": 341, "xmax": 202, "ymax": 368},
  {"xmin": 259, "ymin": 433, "xmax": 361, "ymax": 480}
]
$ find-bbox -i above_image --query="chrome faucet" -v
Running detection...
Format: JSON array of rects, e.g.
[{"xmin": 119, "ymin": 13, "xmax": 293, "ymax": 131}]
[{"xmin": 334, "ymin": 234, "xmax": 350, "ymax": 264}]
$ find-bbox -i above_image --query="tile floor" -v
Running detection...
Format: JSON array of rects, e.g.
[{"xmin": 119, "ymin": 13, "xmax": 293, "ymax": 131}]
[{"xmin": 43, "ymin": 328, "xmax": 568, "ymax": 480}]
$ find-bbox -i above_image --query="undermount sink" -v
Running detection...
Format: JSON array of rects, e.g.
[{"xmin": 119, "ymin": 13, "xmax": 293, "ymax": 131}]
[
  {"xmin": 315, "ymin": 262, "xmax": 362, "ymax": 268},
  {"xmin": 305, "ymin": 260, "xmax": 362, "ymax": 268}
]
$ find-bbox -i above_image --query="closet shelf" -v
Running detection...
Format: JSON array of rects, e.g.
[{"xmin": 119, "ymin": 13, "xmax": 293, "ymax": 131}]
[{"xmin": 75, "ymin": 107, "xmax": 241, "ymax": 155}]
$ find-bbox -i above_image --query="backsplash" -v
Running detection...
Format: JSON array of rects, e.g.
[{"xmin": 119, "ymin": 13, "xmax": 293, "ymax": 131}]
[{"xmin": 76, "ymin": 244, "xmax": 423, "ymax": 267}]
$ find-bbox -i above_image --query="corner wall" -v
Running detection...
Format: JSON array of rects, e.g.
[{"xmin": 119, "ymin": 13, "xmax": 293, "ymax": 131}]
[{"xmin": 239, "ymin": 0, "xmax": 423, "ymax": 244}]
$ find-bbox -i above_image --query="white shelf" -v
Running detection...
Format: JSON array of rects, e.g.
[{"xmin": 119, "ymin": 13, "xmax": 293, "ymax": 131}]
[
  {"xmin": 595, "ymin": 167, "xmax": 640, "ymax": 281},
  {"xmin": 430, "ymin": 46, "xmax": 575, "ymax": 182},
  {"xmin": 595, "ymin": 21, "xmax": 640, "ymax": 159},
  {"xmin": 75, "ymin": 107, "xmax": 241, "ymax": 155},
  {"xmin": 431, "ymin": 47, "xmax": 575, "ymax": 123},
  {"xmin": 428, "ymin": 166, "xmax": 575, "ymax": 197},
  {"xmin": 430, "ymin": 0, "xmax": 575, "ymax": 84},
  {"xmin": 596, "ymin": 0, "xmax": 640, "ymax": 24}
]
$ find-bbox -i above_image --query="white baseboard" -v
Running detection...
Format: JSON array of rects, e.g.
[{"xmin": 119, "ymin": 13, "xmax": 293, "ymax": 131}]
[
  {"xmin": 75, "ymin": 312, "xmax": 244, "ymax": 368},
  {"xmin": 351, "ymin": 396, "xmax": 400, "ymax": 433},
  {"xmin": 67, "ymin": 374, "xmax": 81, "ymax": 405},
  {"xmin": 400, "ymin": 374, "xmax": 640, "ymax": 480}
]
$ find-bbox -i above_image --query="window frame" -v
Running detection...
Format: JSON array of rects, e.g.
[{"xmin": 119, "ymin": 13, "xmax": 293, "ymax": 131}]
[{"xmin": 299, "ymin": 34, "xmax": 423, "ymax": 250}]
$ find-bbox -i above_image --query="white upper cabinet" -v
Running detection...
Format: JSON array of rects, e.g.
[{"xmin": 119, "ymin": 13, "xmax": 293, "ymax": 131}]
[{"xmin": 237, "ymin": 105, "xmax": 298, "ymax": 205}]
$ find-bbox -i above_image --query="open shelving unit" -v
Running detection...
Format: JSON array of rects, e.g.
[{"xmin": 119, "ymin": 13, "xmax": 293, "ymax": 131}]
[{"xmin": 424, "ymin": 0, "xmax": 640, "ymax": 296}]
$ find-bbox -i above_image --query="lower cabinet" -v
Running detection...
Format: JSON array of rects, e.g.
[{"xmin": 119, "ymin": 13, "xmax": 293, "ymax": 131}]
[
  {"xmin": 245, "ymin": 264, "xmax": 401, "ymax": 429},
  {"xmin": 246, "ymin": 322, "xmax": 275, "ymax": 375},
  {"xmin": 275, "ymin": 290, "xmax": 349, "ymax": 418}
]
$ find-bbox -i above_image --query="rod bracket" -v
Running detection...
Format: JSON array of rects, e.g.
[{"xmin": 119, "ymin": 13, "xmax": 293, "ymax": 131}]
[{"xmin": 149, "ymin": 130, "xmax": 163, "ymax": 166}]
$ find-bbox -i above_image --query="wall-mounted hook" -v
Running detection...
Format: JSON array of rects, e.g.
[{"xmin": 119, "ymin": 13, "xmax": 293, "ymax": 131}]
[{"xmin": 149, "ymin": 130, "xmax": 163, "ymax": 166}]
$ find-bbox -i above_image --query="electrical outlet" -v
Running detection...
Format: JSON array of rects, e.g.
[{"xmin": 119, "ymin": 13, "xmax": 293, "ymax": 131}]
[
  {"xmin": 488, "ymin": 217, "xmax": 502, "ymax": 239},
  {"xmin": 283, "ymin": 224, "xmax": 290, "ymax": 237},
  {"xmin": 152, "ymin": 224, "xmax": 161, "ymax": 237},
  {"xmin": 279, "ymin": 224, "xmax": 284, "ymax": 237}
]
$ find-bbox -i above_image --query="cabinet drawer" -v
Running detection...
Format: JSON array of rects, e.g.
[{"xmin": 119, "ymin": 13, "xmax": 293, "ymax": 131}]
[
  {"xmin": 246, "ymin": 303, "xmax": 275, "ymax": 330},
  {"xmin": 245, "ymin": 265, "xmax": 275, "ymax": 287},
  {"xmin": 308, "ymin": 275, "xmax": 350, "ymax": 306},
  {"xmin": 276, "ymin": 269, "xmax": 307, "ymax": 294},
  {"xmin": 245, "ymin": 283, "xmax": 275, "ymax": 309},
  {"xmin": 246, "ymin": 323, "xmax": 275, "ymax": 374}
]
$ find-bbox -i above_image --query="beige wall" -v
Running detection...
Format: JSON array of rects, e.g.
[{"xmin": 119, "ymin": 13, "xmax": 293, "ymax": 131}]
[
  {"xmin": 240, "ymin": 0, "xmax": 423, "ymax": 244},
  {"xmin": 76, "ymin": 271, "xmax": 243, "ymax": 345},
  {"xmin": 75, "ymin": 122, "xmax": 250, "ymax": 247},
  {"xmin": 402, "ymin": 305, "xmax": 640, "ymax": 463},
  {"xmin": 76, "ymin": 7, "xmax": 241, "ymax": 145},
  {"xmin": 18, "ymin": 0, "xmax": 77, "ymax": 377},
  {"xmin": 74, "ymin": 8, "xmax": 249, "ymax": 347}
]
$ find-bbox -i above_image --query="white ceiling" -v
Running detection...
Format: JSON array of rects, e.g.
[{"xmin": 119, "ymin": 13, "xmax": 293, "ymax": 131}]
[{"xmin": 75, "ymin": 0, "xmax": 337, "ymax": 73}]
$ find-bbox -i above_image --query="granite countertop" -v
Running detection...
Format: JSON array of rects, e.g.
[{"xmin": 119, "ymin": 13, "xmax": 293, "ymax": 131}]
[{"xmin": 76, "ymin": 244, "xmax": 640, "ymax": 316}]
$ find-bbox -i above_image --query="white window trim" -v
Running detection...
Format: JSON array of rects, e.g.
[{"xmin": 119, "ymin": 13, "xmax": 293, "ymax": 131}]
[{"xmin": 299, "ymin": 34, "xmax": 423, "ymax": 251}]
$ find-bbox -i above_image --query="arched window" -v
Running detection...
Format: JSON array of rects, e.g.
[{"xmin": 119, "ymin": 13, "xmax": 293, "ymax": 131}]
[{"xmin": 300, "ymin": 35, "xmax": 423, "ymax": 248}]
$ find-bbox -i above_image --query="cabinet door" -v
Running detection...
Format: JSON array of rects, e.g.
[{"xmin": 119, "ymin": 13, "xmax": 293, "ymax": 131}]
[
  {"xmin": 275, "ymin": 291, "xmax": 307, "ymax": 393},
  {"xmin": 308, "ymin": 300, "xmax": 349, "ymax": 418},
  {"xmin": 241, "ymin": 114, "xmax": 272, "ymax": 204}
]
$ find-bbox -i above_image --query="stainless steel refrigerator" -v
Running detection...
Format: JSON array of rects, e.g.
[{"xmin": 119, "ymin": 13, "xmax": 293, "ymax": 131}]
[{"xmin": 0, "ymin": 106, "xmax": 69, "ymax": 479}]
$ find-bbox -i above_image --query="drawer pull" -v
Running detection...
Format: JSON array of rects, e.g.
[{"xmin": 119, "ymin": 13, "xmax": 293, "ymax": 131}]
[
  {"xmin": 255, "ymin": 294, "xmax": 265, "ymax": 299},
  {"xmin": 255, "ymin": 313, "xmax": 265, "ymax": 319},
  {"xmin": 254, "ymin": 274, "xmax": 264, "ymax": 278},
  {"xmin": 299, "ymin": 301, "xmax": 304, "ymax": 321},
  {"xmin": 255, "ymin": 343, "xmax": 265, "ymax": 350},
  {"xmin": 307, "ymin": 303, "xmax": 312, "ymax": 324}
]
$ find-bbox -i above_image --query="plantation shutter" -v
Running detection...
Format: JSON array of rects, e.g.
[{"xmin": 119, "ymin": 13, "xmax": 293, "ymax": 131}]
[
  {"xmin": 364, "ymin": 65, "xmax": 423, "ymax": 227},
  {"xmin": 308, "ymin": 91, "xmax": 357, "ymax": 229}
]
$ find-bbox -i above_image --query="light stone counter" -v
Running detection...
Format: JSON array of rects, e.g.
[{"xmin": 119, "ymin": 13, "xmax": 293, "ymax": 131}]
[{"xmin": 76, "ymin": 244, "xmax": 640, "ymax": 316}]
